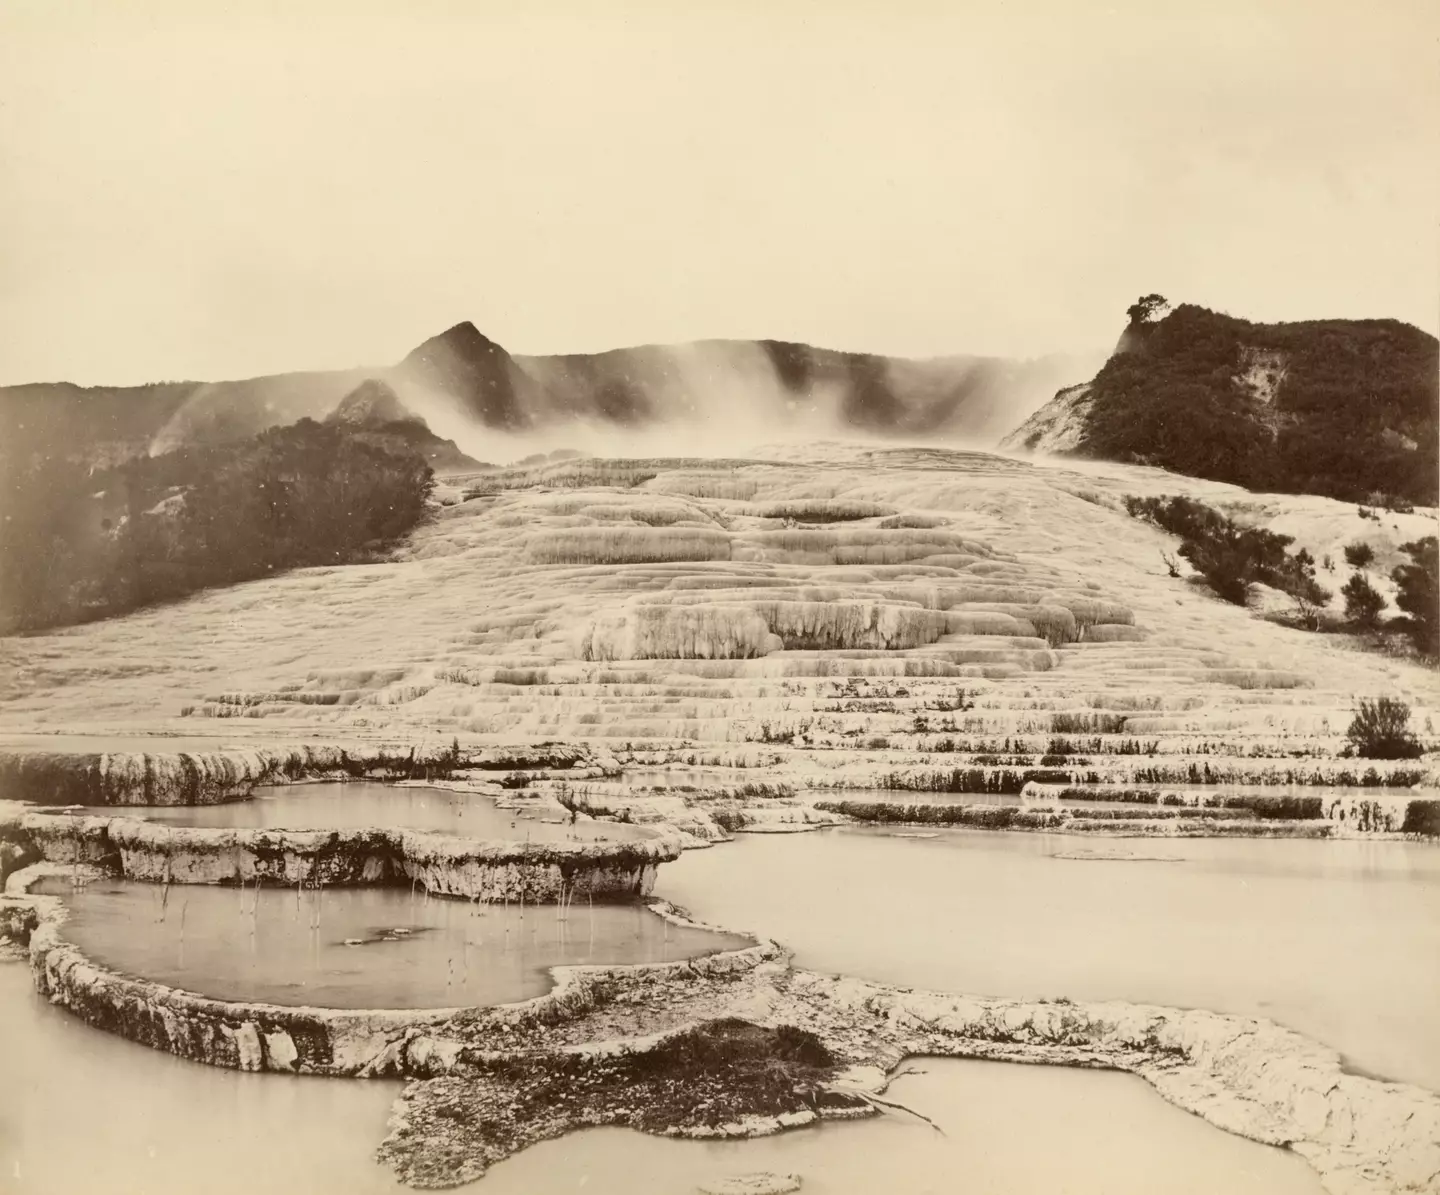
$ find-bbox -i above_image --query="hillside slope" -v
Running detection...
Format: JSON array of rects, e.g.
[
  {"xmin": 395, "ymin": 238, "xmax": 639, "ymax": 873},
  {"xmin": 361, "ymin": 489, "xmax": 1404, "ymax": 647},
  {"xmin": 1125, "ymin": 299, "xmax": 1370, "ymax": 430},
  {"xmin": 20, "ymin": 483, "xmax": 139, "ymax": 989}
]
[
  {"xmin": 0, "ymin": 326, "xmax": 1098, "ymax": 472},
  {"xmin": 1003, "ymin": 305, "xmax": 1438, "ymax": 505}
]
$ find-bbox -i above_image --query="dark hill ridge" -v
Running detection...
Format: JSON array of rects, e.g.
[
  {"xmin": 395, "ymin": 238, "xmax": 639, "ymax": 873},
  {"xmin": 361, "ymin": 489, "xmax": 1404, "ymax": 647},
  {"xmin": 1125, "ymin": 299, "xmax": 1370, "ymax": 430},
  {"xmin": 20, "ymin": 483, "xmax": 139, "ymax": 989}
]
[
  {"xmin": 0, "ymin": 326, "xmax": 1098, "ymax": 475},
  {"xmin": 1003, "ymin": 304, "xmax": 1439, "ymax": 506}
]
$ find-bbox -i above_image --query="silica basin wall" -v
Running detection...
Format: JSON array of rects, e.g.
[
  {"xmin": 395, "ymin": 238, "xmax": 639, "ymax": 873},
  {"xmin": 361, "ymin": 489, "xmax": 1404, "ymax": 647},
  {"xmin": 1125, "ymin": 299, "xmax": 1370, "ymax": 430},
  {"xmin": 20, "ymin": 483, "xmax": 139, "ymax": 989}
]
[
  {"xmin": 4, "ymin": 863, "xmax": 779, "ymax": 1077},
  {"xmin": 29, "ymin": 875, "xmax": 753, "ymax": 1009},
  {"xmin": 3, "ymin": 813, "xmax": 683, "ymax": 903},
  {"xmin": 48, "ymin": 781, "xmax": 652, "ymax": 842},
  {"xmin": 0, "ymin": 742, "xmax": 607, "ymax": 806}
]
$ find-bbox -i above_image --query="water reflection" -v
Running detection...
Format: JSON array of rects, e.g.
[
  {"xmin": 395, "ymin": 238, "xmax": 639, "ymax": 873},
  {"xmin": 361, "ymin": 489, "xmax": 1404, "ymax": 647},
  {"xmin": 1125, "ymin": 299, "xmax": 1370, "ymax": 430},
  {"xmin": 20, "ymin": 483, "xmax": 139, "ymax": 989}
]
[
  {"xmin": 475, "ymin": 1058, "xmax": 1323, "ymax": 1195},
  {"xmin": 0, "ymin": 958, "xmax": 1324, "ymax": 1195},
  {"xmin": 657, "ymin": 827, "xmax": 1440, "ymax": 1090}
]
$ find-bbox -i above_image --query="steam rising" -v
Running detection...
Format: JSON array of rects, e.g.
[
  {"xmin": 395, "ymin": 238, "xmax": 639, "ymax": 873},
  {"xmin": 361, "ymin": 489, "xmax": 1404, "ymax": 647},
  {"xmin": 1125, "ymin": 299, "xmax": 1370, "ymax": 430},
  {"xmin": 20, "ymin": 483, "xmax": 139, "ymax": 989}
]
[{"xmin": 147, "ymin": 327, "xmax": 1101, "ymax": 467}]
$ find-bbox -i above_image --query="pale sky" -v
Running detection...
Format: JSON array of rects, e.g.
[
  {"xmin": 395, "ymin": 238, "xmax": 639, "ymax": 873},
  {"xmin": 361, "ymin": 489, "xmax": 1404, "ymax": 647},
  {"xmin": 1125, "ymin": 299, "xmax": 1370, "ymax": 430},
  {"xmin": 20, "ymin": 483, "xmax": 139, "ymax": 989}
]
[{"xmin": 1, "ymin": 0, "xmax": 1436, "ymax": 387}]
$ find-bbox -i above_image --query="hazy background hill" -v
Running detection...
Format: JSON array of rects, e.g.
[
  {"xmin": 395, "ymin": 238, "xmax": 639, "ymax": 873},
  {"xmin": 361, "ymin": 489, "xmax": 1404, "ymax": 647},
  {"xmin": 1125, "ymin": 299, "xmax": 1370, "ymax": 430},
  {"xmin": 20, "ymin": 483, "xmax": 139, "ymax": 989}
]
[
  {"xmin": 1003, "ymin": 305, "xmax": 1438, "ymax": 506},
  {"xmin": 0, "ymin": 326, "xmax": 1099, "ymax": 474}
]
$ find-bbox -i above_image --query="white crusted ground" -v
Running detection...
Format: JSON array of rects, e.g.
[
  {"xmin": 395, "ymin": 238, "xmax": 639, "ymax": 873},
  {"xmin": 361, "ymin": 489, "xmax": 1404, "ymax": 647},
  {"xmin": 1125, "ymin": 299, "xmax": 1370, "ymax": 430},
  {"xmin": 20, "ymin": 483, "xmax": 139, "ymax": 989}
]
[{"xmin": 0, "ymin": 447, "xmax": 1433, "ymax": 760}]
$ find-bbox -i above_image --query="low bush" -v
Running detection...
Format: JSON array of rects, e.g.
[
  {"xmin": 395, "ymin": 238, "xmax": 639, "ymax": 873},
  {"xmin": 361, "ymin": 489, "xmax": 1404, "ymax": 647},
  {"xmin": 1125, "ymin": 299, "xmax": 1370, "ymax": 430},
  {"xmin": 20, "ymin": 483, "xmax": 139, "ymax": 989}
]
[
  {"xmin": 1346, "ymin": 698, "xmax": 1424, "ymax": 760},
  {"xmin": 1391, "ymin": 537, "xmax": 1438, "ymax": 657},
  {"xmin": 1401, "ymin": 800, "xmax": 1440, "ymax": 837},
  {"xmin": 1341, "ymin": 573, "xmax": 1386, "ymax": 628},
  {"xmin": 1343, "ymin": 542, "xmax": 1375, "ymax": 568},
  {"xmin": 1124, "ymin": 494, "xmax": 1326, "ymax": 609}
]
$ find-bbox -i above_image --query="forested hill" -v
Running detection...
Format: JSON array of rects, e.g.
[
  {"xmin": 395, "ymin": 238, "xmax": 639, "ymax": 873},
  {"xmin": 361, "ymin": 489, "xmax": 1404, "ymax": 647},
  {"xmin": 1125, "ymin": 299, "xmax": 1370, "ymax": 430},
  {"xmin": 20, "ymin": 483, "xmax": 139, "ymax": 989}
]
[{"xmin": 1003, "ymin": 304, "xmax": 1438, "ymax": 506}]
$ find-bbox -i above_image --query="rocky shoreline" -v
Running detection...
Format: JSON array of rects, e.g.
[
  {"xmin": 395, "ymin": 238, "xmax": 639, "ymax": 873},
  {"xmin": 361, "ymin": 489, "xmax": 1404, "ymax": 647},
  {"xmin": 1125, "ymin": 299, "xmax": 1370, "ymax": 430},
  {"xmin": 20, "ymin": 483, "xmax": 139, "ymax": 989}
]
[{"xmin": 3, "ymin": 862, "xmax": 1436, "ymax": 1195}]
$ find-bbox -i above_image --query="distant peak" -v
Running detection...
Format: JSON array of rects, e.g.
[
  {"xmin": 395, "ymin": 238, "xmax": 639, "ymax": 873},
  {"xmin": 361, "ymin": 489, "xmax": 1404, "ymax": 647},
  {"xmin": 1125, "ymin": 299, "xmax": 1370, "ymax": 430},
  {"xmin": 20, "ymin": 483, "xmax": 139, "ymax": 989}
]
[{"xmin": 406, "ymin": 321, "xmax": 509, "ymax": 364}]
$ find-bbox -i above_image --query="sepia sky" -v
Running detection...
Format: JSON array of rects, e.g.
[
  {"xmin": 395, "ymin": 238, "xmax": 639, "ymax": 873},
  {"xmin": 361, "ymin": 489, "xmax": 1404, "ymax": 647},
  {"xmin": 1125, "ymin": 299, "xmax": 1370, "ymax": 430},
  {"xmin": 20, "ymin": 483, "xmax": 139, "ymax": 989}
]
[{"xmin": 1, "ymin": 0, "xmax": 1436, "ymax": 386}]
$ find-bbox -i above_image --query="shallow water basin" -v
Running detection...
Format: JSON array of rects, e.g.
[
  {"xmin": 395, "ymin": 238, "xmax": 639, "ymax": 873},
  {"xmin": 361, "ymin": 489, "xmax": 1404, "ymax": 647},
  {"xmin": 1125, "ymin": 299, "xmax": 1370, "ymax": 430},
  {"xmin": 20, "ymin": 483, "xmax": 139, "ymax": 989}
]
[{"xmin": 33, "ymin": 876, "xmax": 751, "ymax": 1009}]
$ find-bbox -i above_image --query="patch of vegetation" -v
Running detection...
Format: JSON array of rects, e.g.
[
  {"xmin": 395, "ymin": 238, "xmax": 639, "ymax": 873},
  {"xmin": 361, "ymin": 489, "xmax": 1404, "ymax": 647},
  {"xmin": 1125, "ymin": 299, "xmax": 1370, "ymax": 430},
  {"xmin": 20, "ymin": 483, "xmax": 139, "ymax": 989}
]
[
  {"xmin": 1345, "ymin": 698, "xmax": 1424, "ymax": 760},
  {"xmin": 1343, "ymin": 542, "xmax": 1375, "ymax": 569},
  {"xmin": 381, "ymin": 1019, "xmax": 850, "ymax": 1189},
  {"xmin": 1341, "ymin": 573, "xmax": 1386, "ymax": 629},
  {"xmin": 1124, "ymin": 494, "xmax": 1328, "ymax": 609},
  {"xmin": 0, "ymin": 419, "xmax": 433, "ymax": 633},
  {"xmin": 1081, "ymin": 302, "xmax": 1437, "ymax": 504},
  {"xmin": 1401, "ymin": 800, "xmax": 1440, "ymax": 838},
  {"xmin": 1390, "ymin": 537, "xmax": 1438, "ymax": 657}
]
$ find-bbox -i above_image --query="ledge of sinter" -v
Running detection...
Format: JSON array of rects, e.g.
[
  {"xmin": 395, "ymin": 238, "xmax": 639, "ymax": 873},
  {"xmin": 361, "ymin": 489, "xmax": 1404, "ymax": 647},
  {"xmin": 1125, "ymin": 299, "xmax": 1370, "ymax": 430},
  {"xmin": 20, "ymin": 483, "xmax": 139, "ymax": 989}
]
[
  {"xmin": 3, "ymin": 863, "xmax": 1437, "ymax": 1195},
  {"xmin": 0, "ymin": 810, "xmax": 680, "ymax": 902},
  {"xmin": 0, "ymin": 740, "xmax": 617, "ymax": 807}
]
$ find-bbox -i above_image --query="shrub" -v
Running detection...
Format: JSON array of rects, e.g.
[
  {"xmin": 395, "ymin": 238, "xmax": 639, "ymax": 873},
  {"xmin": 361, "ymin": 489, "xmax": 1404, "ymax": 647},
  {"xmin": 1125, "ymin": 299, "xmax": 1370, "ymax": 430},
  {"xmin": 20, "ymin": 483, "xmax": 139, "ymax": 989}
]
[
  {"xmin": 1345, "ymin": 698, "xmax": 1423, "ymax": 760},
  {"xmin": 1341, "ymin": 573, "xmax": 1386, "ymax": 628},
  {"xmin": 1343, "ymin": 542, "xmax": 1375, "ymax": 568},
  {"xmin": 1391, "ymin": 537, "xmax": 1438, "ymax": 656},
  {"xmin": 1401, "ymin": 800, "xmax": 1440, "ymax": 837},
  {"xmin": 1290, "ymin": 577, "xmax": 1332, "ymax": 631},
  {"xmin": 1125, "ymin": 494, "xmax": 1321, "ymax": 609}
]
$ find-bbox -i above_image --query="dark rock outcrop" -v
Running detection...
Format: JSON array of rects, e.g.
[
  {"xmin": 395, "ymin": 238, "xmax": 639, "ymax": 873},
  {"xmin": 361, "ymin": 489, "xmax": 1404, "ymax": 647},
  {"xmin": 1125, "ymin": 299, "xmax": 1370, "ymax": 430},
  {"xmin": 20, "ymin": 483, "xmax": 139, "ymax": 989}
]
[
  {"xmin": 1004, "ymin": 304, "xmax": 1439, "ymax": 504},
  {"xmin": 325, "ymin": 378, "xmax": 485, "ymax": 472}
]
